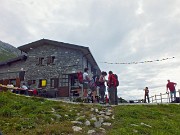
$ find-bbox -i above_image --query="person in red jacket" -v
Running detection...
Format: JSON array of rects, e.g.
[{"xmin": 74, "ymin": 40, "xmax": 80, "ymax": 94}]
[
  {"xmin": 166, "ymin": 80, "xmax": 177, "ymax": 102},
  {"xmin": 107, "ymin": 71, "xmax": 118, "ymax": 105}
]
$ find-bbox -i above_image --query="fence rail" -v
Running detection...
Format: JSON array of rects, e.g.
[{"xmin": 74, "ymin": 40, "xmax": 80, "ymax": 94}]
[
  {"xmin": 149, "ymin": 89, "xmax": 180, "ymax": 103},
  {"xmin": 131, "ymin": 89, "xmax": 180, "ymax": 103}
]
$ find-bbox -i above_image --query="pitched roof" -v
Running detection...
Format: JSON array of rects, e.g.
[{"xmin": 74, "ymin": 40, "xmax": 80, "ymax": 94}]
[
  {"xmin": 0, "ymin": 55, "xmax": 27, "ymax": 66},
  {"xmin": 18, "ymin": 39, "xmax": 100, "ymax": 72}
]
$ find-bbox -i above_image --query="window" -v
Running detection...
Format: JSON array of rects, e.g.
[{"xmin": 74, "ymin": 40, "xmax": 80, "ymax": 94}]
[
  {"xmin": 47, "ymin": 56, "xmax": 55, "ymax": 65},
  {"xmin": 38, "ymin": 57, "xmax": 44, "ymax": 65},
  {"xmin": 50, "ymin": 78, "xmax": 59, "ymax": 88},
  {"xmin": 59, "ymin": 74, "xmax": 69, "ymax": 87},
  {"xmin": 28, "ymin": 80, "xmax": 36, "ymax": 86},
  {"xmin": 39, "ymin": 79, "xmax": 47, "ymax": 88}
]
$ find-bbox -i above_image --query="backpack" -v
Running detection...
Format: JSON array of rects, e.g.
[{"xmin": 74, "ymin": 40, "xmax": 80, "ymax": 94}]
[
  {"xmin": 77, "ymin": 72, "xmax": 83, "ymax": 84},
  {"xmin": 89, "ymin": 79, "xmax": 96, "ymax": 91},
  {"xmin": 113, "ymin": 74, "xmax": 119, "ymax": 87},
  {"xmin": 92, "ymin": 75, "xmax": 100, "ymax": 86}
]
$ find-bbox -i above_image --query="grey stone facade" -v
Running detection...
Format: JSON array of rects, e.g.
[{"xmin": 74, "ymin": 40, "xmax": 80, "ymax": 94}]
[{"xmin": 0, "ymin": 39, "xmax": 100, "ymax": 97}]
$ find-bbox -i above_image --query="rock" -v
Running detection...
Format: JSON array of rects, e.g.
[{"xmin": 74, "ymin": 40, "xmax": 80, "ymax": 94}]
[
  {"xmin": 85, "ymin": 120, "xmax": 91, "ymax": 126},
  {"xmin": 72, "ymin": 126, "xmax": 82, "ymax": 132},
  {"xmin": 102, "ymin": 122, "xmax": 111, "ymax": 126},
  {"xmin": 91, "ymin": 117, "xmax": 97, "ymax": 121},
  {"xmin": 76, "ymin": 115, "xmax": 85, "ymax": 121},
  {"xmin": 112, "ymin": 115, "xmax": 115, "ymax": 119},
  {"xmin": 133, "ymin": 129, "xmax": 138, "ymax": 133},
  {"xmin": 99, "ymin": 117, "xmax": 104, "ymax": 123},
  {"xmin": 104, "ymin": 116, "xmax": 110, "ymax": 119},
  {"xmin": 130, "ymin": 124, "xmax": 139, "ymax": 127},
  {"xmin": 91, "ymin": 108, "xmax": 94, "ymax": 111},
  {"xmin": 99, "ymin": 114, "xmax": 105, "ymax": 117},
  {"xmin": 99, "ymin": 111, "xmax": 105, "ymax": 115},
  {"xmin": 94, "ymin": 121, "xmax": 101, "ymax": 128},
  {"xmin": 99, "ymin": 128, "xmax": 106, "ymax": 133},
  {"xmin": 87, "ymin": 130, "xmax": 96, "ymax": 134},
  {"xmin": 105, "ymin": 112, "xmax": 112, "ymax": 116},
  {"xmin": 51, "ymin": 108, "xmax": 55, "ymax": 112},
  {"xmin": 54, "ymin": 114, "xmax": 61, "ymax": 118},
  {"xmin": 71, "ymin": 121, "xmax": 83, "ymax": 125},
  {"xmin": 140, "ymin": 122, "xmax": 152, "ymax": 128},
  {"xmin": 95, "ymin": 108, "xmax": 99, "ymax": 113}
]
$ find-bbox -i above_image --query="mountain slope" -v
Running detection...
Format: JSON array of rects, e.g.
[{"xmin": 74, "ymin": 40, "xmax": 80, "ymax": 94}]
[{"xmin": 0, "ymin": 40, "xmax": 21, "ymax": 62}]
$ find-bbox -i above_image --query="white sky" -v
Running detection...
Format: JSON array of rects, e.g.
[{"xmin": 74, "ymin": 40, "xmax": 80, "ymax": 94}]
[{"xmin": 0, "ymin": 0, "xmax": 180, "ymax": 100}]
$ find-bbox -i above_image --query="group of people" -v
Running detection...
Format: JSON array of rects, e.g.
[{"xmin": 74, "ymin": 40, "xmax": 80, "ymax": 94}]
[
  {"xmin": 82, "ymin": 68, "xmax": 119, "ymax": 105},
  {"xmin": 3, "ymin": 82, "xmax": 29, "ymax": 95},
  {"xmin": 144, "ymin": 80, "xmax": 177, "ymax": 103}
]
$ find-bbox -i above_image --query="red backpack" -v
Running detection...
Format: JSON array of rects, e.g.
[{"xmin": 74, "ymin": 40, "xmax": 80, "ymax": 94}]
[
  {"xmin": 113, "ymin": 74, "xmax": 119, "ymax": 87},
  {"xmin": 110, "ymin": 74, "xmax": 119, "ymax": 87},
  {"xmin": 77, "ymin": 72, "xmax": 83, "ymax": 84}
]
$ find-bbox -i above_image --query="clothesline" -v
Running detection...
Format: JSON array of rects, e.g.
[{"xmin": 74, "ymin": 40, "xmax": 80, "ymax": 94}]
[{"xmin": 100, "ymin": 57, "xmax": 175, "ymax": 65}]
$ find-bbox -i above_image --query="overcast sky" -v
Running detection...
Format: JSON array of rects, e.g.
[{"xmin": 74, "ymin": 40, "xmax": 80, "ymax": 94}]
[{"xmin": 1, "ymin": 0, "xmax": 180, "ymax": 100}]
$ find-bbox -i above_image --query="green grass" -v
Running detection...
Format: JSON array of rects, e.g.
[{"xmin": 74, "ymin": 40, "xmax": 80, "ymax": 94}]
[
  {"xmin": 0, "ymin": 92, "xmax": 180, "ymax": 135},
  {"xmin": 0, "ymin": 50, "xmax": 17, "ymax": 62},
  {"xmin": 107, "ymin": 104, "xmax": 180, "ymax": 135}
]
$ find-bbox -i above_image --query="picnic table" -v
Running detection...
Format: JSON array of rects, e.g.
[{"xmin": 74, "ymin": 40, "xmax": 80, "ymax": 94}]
[{"xmin": 0, "ymin": 84, "xmax": 37, "ymax": 96}]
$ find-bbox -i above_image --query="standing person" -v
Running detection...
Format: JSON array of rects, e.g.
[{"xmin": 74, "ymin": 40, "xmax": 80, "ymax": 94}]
[
  {"xmin": 83, "ymin": 68, "xmax": 90, "ymax": 98},
  {"xmin": 107, "ymin": 71, "xmax": 118, "ymax": 105},
  {"xmin": 21, "ymin": 83, "xmax": 28, "ymax": 95},
  {"xmin": 166, "ymin": 80, "xmax": 177, "ymax": 102},
  {"xmin": 99, "ymin": 71, "xmax": 107, "ymax": 103},
  {"xmin": 144, "ymin": 87, "xmax": 150, "ymax": 103}
]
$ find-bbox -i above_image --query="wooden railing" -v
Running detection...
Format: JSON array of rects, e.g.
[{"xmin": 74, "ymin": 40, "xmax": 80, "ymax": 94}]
[
  {"xmin": 149, "ymin": 89, "xmax": 180, "ymax": 103},
  {"xmin": 129, "ymin": 89, "xmax": 180, "ymax": 103}
]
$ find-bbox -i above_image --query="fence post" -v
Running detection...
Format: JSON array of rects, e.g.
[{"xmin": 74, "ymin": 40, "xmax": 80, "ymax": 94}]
[
  {"xmin": 152, "ymin": 96, "xmax": 153, "ymax": 103},
  {"xmin": 155, "ymin": 95, "xmax": 157, "ymax": 103},
  {"xmin": 178, "ymin": 89, "xmax": 180, "ymax": 97},
  {"xmin": 167, "ymin": 92, "xmax": 170, "ymax": 103},
  {"xmin": 160, "ymin": 93, "xmax": 162, "ymax": 103}
]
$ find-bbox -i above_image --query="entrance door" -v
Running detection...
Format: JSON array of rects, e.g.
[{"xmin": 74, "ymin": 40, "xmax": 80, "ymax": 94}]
[{"xmin": 58, "ymin": 74, "xmax": 69, "ymax": 97}]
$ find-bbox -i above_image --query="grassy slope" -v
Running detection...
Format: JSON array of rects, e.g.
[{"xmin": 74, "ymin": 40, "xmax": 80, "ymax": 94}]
[
  {"xmin": 108, "ymin": 105, "xmax": 180, "ymax": 135},
  {"xmin": 0, "ymin": 92, "xmax": 180, "ymax": 135},
  {"xmin": 0, "ymin": 50, "xmax": 16, "ymax": 62},
  {"xmin": 0, "ymin": 92, "xmax": 109, "ymax": 135}
]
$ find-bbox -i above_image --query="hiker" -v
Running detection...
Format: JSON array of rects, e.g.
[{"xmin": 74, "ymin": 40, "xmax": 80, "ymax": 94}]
[
  {"xmin": 166, "ymin": 80, "xmax": 177, "ymax": 102},
  {"xmin": 144, "ymin": 87, "xmax": 150, "ymax": 103},
  {"xmin": 90, "ymin": 74, "xmax": 100, "ymax": 103},
  {"xmin": 99, "ymin": 71, "xmax": 107, "ymax": 103},
  {"xmin": 7, "ymin": 83, "xmax": 14, "ymax": 92},
  {"xmin": 21, "ymin": 83, "xmax": 28, "ymax": 95},
  {"xmin": 83, "ymin": 68, "xmax": 90, "ymax": 98},
  {"xmin": 107, "ymin": 71, "xmax": 118, "ymax": 105},
  {"xmin": 94, "ymin": 75, "xmax": 100, "ymax": 102}
]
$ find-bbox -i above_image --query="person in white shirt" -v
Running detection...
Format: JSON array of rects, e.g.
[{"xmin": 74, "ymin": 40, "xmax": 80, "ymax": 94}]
[
  {"xmin": 83, "ymin": 68, "xmax": 90, "ymax": 97},
  {"xmin": 21, "ymin": 83, "xmax": 28, "ymax": 95}
]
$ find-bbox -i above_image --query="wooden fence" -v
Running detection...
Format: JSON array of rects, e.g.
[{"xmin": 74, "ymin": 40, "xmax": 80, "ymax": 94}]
[
  {"xmin": 130, "ymin": 89, "xmax": 180, "ymax": 103},
  {"xmin": 149, "ymin": 89, "xmax": 180, "ymax": 103}
]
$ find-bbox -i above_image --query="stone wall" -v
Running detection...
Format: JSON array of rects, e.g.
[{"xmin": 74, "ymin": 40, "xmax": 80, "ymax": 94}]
[{"xmin": 0, "ymin": 44, "xmax": 95, "ymax": 96}]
